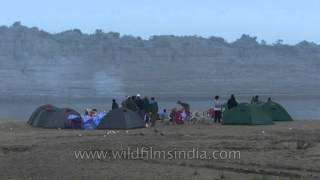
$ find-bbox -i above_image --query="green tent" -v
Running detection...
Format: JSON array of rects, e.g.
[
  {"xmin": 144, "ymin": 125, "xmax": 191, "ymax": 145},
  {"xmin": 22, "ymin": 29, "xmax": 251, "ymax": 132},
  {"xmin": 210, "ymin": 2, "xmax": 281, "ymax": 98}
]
[
  {"xmin": 262, "ymin": 101, "xmax": 293, "ymax": 121},
  {"xmin": 223, "ymin": 103, "xmax": 273, "ymax": 125}
]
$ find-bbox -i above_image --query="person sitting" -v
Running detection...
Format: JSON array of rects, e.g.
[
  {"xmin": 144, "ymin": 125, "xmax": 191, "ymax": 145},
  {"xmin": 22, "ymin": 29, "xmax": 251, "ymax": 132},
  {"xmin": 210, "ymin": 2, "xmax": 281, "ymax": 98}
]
[
  {"xmin": 267, "ymin": 97, "xmax": 273, "ymax": 103},
  {"xmin": 159, "ymin": 109, "xmax": 169, "ymax": 120},
  {"xmin": 208, "ymin": 108, "xmax": 215, "ymax": 118},
  {"xmin": 169, "ymin": 109, "xmax": 175, "ymax": 123},
  {"xmin": 227, "ymin": 94, "xmax": 238, "ymax": 110},
  {"xmin": 170, "ymin": 108, "xmax": 184, "ymax": 125}
]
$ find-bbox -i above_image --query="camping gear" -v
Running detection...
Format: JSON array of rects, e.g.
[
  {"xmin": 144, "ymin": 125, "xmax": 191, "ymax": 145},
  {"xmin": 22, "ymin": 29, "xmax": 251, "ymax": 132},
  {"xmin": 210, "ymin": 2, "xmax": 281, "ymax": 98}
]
[
  {"xmin": 28, "ymin": 105, "xmax": 82, "ymax": 129},
  {"xmin": 262, "ymin": 101, "xmax": 293, "ymax": 121},
  {"xmin": 81, "ymin": 115, "xmax": 96, "ymax": 130},
  {"xmin": 223, "ymin": 103, "xmax": 273, "ymax": 125},
  {"xmin": 82, "ymin": 112, "xmax": 106, "ymax": 130},
  {"xmin": 97, "ymin": 108, "xmax": 145, "ymax": 129},
  {"xmin": 28, "ymin": 104, "xmax": 57, "ymax": 124},
  {"xmin": 68, "ymin": 113, "xmax": 83, "ymax": 129}
]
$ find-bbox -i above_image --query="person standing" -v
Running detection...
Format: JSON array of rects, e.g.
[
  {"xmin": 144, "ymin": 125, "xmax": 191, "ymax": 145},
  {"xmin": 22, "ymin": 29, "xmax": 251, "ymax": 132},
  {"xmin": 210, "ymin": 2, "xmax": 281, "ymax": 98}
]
[
  {"xmin": 135, "ymin": 95, "xmax": 144, "ymax": 110},
  {"xmin": 177, "ymin": 100, "xmax": 191, "ymax": 122},
  {"xmin": 255, "ymin": 95, "xmax": 260, "ymax": 104},
  {"xmin": 142, "ymin": 97, "xmax": 150, "ymax": 113},
  {"xmin": 135, "ymin": 95, "xmax": 144, "ymax": 117},
  {"xmin": 126, "ymin": 97, "xmax": 138, "ymax": 111},
  {"xmin": 142, "ymin": 97, "xmax": 150, "ymax": 125},
  {"xmin": 177, "ymin": 100, "xmax": 190, "ymax": 113},
  {"xmin": 227, "ymin": 94, "xmax": 238, "ymax": 110},
  {"xmin": 213, "ymin": 96, "xmax": 222, "ymax": 123},
  {"xmin": 149, "ymin": 97, "xmax": 159, "ymax": 127},
  {"xmin": 250, "ymin": 96, "xmax": 255, "ymax": 104},
  {"xmin": 112, "ymin": 99, "xmax": 119, "ymax": 110}
]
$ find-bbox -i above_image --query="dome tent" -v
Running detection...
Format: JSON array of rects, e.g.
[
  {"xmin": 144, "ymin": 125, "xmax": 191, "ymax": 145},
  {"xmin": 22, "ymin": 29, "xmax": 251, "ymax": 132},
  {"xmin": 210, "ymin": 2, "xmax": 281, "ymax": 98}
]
[
  {"xmin": 27, "ymin": 104, "xmax": 57, "ymax": 125},
  {"xmin": 262, "ymin": 101, "xmax": 293, "ymax": 121},
  {"xmin": 97, "ymin": 108, "xmax": 145, "ymax": 129},
  {"xmin": 28, "ymin": 105, "xmax": 82, "ymax": 129},
  {"xmin": 223, "ymin": 103, "xmax": 273, "ymax": 125}
]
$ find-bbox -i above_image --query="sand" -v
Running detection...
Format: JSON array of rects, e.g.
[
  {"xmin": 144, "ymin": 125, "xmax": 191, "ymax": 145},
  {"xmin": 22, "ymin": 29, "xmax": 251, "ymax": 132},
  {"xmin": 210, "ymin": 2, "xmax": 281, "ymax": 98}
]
[{"xmin": 1, "ymin": 120, "xmax": 320, "ymax": 180}]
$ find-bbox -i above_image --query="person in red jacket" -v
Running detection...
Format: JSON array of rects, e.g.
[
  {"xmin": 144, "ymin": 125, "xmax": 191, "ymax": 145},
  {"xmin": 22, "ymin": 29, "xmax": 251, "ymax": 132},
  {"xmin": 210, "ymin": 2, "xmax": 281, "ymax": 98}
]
[{"xmin": 170, "ymin": 108, "xmax": 184, "ymax": 125}]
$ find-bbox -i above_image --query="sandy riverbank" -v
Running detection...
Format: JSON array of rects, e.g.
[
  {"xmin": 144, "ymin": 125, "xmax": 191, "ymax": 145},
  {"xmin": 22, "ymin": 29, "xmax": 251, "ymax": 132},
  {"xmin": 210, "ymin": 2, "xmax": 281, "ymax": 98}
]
[{"xmin": 1, "ymin": 120, "xmax": 320, "ymax": 180}]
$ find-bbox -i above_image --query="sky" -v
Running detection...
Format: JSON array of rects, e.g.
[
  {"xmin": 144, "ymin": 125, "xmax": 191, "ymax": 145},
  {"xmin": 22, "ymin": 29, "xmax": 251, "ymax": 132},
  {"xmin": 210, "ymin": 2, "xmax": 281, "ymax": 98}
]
[{"xmin": 0, "ymin": 0, "xmax": 319, "ymax": 44}]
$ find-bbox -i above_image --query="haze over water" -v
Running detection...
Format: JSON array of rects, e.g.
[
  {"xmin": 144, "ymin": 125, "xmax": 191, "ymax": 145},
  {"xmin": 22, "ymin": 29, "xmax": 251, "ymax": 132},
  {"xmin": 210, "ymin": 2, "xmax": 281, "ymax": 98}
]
[{"xmin": 0, "ymin": 23, "xmax": 319, "ymax": 120}]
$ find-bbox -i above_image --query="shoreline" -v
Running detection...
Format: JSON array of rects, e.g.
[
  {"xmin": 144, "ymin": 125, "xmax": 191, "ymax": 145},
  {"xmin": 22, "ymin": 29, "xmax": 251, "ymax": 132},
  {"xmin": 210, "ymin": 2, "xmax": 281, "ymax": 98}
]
[
  {"xmin": 1, "ymin": 118, "xmax": 320, "ymax": 123},
  {"xmin": 2, "ymin": 97, "xmax": 320, "ymax": 121}
]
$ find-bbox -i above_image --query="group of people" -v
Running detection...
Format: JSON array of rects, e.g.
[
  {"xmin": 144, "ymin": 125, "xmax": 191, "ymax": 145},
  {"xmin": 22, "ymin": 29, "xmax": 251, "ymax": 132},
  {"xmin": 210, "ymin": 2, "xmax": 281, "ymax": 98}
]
[
  {"xmin": 169, "ymin": 101, "xmax": 191, "ymax": 125},
  {"xmin": 101, "ymin": 94, "xmax": 273, "ymax": 127},
  {"xmin": 251, "ymin": 95, "xmax": 261, "ymax": 104},
  {"xmin": 211, "ymin": 94, "xmax": 238, "ymax": 123},
  {"xmin": 212, "ymin": 94, "xmax": 273, "ymax": 123},
  {"xmin": 109, "ymin": 94, "xmax": 239, "ymax": 126},
  {"xmin": 112, "ymin": 95, "xmax": 159, "ymax": 127},
  {"xmin": 166, "ymin": 95, "xmax": 238, "ymax": 125},
  {"xmin": 110, "ymin": 96, "xmax": 192, "ymax": 126},
  {"xmin": 251, "ymin": 95, "xmax": 272, "ymax": 104}
]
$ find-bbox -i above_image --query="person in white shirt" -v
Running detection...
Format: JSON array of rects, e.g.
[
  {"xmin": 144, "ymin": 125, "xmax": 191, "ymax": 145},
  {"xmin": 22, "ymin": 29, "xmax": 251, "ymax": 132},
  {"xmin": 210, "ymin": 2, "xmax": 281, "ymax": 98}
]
[
  {"xmin": 213, "ymin": 95, "xmax": 222, "ymax": 123},
  {"xmin": 159, "ymin": 109, "xmax": 169, "ymax": 120}
]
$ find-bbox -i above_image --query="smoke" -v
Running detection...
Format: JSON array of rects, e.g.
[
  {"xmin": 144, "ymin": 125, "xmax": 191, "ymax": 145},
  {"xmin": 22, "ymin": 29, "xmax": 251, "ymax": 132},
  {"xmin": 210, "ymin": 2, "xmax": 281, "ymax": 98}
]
[{"xmin": 92, "ymin": 68, "xmax": 126, "ymax": 98}]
